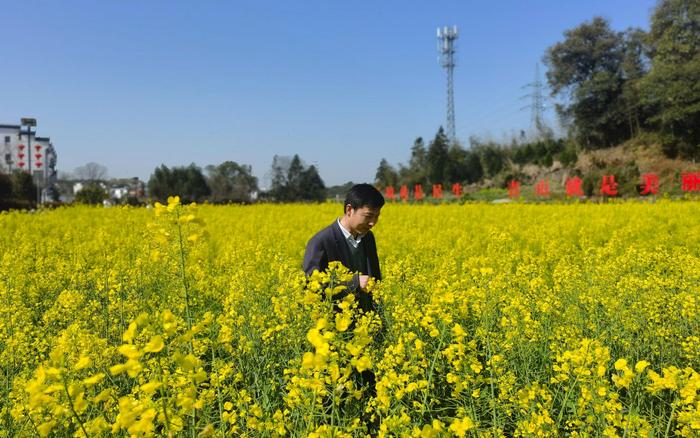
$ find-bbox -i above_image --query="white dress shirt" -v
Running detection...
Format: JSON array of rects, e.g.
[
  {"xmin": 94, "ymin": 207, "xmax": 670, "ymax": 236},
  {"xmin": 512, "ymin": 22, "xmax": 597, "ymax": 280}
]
[{"xmin": 337, "ymin": 218, "xmax": 365, "ymax": 249}]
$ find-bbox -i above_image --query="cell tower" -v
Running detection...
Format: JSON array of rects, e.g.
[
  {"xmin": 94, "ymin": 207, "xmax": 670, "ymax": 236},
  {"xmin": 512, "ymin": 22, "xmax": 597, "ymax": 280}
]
[{"xmin": 437, "ymin": 25, "xmax": 458, "ymax": 144}]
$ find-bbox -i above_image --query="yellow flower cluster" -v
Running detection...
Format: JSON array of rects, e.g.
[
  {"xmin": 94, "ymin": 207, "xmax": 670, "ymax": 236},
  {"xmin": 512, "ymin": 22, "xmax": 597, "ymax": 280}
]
[
  {"xmin": 283, "ymin": 263, "xmax": 381, "ymax": 434},
  {"xmin": 1, "ymin": 199, "xmax": 700, "ymax": 436}
]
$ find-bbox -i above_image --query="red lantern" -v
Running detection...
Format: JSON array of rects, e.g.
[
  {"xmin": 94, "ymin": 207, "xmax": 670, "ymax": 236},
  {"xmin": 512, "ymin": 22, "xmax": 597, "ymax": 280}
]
[
  {"xmin": 35, "ymin": 153, "xmax": 42, "ymax": 160},
  {"xmin": 35, "ymin": 145, "xmax": 42, "ymax": 151},
  {"xmin": 36, "ymin": 162, "xmax": 43, "ymax": 168},
  {"xmin": 18, "ymin": 144, "xmax": 25, "ymax": 150},
  {"xmin": 18, "ymin": 153, "xmax": 25, "ymax": 159},
  {"xmin": 18, "ymin": 161, "xmax": 25, "ymax": 167}
]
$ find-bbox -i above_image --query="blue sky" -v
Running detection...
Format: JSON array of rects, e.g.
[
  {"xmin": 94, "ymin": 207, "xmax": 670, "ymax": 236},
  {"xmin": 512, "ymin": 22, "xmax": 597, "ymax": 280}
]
[{"xmin": 1, "ymin": 0, "xmax": 658, "ymax": 187}]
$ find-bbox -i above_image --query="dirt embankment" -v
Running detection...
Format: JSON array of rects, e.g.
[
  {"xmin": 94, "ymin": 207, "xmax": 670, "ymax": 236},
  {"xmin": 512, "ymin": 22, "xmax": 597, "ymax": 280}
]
[{"xmin": 519, "ymin": 141, "xmax": 698, "ymax": 189}]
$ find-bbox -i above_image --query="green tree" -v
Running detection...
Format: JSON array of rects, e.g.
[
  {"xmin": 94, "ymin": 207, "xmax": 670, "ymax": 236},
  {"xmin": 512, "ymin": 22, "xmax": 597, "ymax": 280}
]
[
  {"xmin": 620, "ymin": 28, "xmax": 651, "ymax": 138},
  {"xmin": 147, "ymin": 165, "xmax": 173, "ymax": 201},
  {"xmin": 512, "ymin": 143, "xmax": 535, "ymax": 165},
  {"xmin": 475, "ymin": 144, "xmax": 506, "ymax": 178},
  {"xmin": 641, "ymin": 0, "xmax": 700, "ymax": 157},
  {"xmin": 462, "ymin": 150, "xmax": 484, "ymax": 183},
  {"xmin": 286, "ymin": 155, "xmax": 306, "ymax": 202},
  {"xmin": 0, "ymin": 173, "xmax": 12, "ymax": 202},
  {"xmin": 544, "ymin": 17, "xmax": 631, "ymax": 147},
  {"xmin": 426, "ymin": 127, "xmax": 449, "ymax": 185},
  {"xmin": 559, "ymin": 143, "xmax": 579, "ymax": 167},
  {"xmin": 406, "ymin": 137, "xmax": 428, "ymax": 186},
  {"xmin": 326, "ymin": 181, "xmax": 355, "ymax": 199},
  {"xmin": 74, "ymin": 183, "xmax": 107, "ymax": 205},
  {"xmin": 267, "ymin": 155, "xmax": 326, "ymax": 202},
  {"xmin": 445, "ymin": 144, "xmax": 468, "ymax": 183},
  {"xmin": 299, "ymin": 165, "xmax": 326, "ymax": 202},
  {"xmin": 375, "ymin": 158, "xmax": 399, "ymax": 188},
  {"xmin": 45, "ymin": 185, "xmax": 61, "ymax": 203},
  {"xmin": 181, "ymin": 164, "xmax": 211, "ymax": 203},
  {"xmin": 268, "ymin": 155, "xmax": 291, "ymax": 201},
  {"xmin": 147, "ymin": 163, "xmax": 210, "ymax": 203},
  {"xmin": 397, "ymin": 164, "xmax": 411, "ymax": 187},
  {"xmin": 11, "ymin": 171, "xmax": 37, "ymax": 205},
  {"xmin": 205, "ymin": 161, "xmax": 258, "ymax": 203}
]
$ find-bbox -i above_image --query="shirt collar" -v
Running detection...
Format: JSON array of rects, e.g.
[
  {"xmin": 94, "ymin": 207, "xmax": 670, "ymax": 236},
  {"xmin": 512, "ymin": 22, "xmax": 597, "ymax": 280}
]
[{"xmin": 337, "ymin": 218, "xmax": 364, "ymax": 242}]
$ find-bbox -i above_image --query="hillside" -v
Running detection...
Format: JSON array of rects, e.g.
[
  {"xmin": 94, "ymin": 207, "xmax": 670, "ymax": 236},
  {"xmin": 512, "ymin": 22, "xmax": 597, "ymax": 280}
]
[{"xmin": 510, "ymin": 140, "xmax": 698, "ymax": 197}]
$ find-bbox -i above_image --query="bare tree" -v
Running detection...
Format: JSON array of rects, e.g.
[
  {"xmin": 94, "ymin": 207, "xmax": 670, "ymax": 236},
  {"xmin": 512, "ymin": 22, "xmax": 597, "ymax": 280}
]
[
  {"xmin": 58, "ymin": 171, "xmax": 75, "ymax": 180},
  {"xmin": 74, "ymin": 162, "xmax": 108, "ymax": 181},
  {"xmin": 205, "ymin": 161, "xmax": 258, "ymax": 203}
]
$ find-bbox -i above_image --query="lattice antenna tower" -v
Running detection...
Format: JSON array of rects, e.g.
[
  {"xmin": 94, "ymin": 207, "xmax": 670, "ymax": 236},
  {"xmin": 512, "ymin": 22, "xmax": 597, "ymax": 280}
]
[
  {"xmin": 521, "ymin": 63, "xmax": 547, "ymax": 136},
  {"xmin": 437, "ymin": 25, "xmax": 458, "ymax": 145}
]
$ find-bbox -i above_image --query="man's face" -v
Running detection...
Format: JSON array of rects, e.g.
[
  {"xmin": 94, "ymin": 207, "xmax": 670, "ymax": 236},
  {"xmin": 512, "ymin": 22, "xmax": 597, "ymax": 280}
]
[{"xmin": 345, "ymin": 205, "xmax": 381, "ymax": 235}]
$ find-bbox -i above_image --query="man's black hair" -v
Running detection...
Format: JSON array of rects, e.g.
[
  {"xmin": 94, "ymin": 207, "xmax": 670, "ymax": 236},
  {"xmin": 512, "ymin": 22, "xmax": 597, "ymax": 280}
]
[{"xmin": 344, "ymin": 183, "xmax": 385, "ymax": 211}]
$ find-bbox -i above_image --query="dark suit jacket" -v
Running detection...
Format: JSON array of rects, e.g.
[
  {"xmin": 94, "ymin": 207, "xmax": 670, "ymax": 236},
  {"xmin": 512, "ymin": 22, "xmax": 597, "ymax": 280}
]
[{"xmin": 303, "ymin": 220, "xmax": 381, "ymax": 311}]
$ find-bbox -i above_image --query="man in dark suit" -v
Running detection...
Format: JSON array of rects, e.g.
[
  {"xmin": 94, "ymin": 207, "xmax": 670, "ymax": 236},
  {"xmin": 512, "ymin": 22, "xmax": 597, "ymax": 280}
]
[
  {"xmin": 302, "ymin": 184, "xmax": 385, "ymax": 418},
  {"xmin": 303, "ymin": 183, "xmax": 384, "ymax": 313}
]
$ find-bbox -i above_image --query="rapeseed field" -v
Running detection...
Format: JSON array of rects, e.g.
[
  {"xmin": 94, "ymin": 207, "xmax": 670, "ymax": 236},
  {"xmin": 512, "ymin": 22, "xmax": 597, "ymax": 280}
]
[{"xmin": 1, "ymin": 198, "xmax": 699, "ymax": 436}]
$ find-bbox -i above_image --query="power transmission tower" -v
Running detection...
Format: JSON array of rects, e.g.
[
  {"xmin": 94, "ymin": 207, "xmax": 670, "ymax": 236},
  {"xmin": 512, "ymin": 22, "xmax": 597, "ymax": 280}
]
[
  {"xmin": 520, "ymin": 63, "xmax": 548, "ymax": 138},
  {"xmin": 437, "ymin": 26, "xmax": 458, "ymax": 145}
]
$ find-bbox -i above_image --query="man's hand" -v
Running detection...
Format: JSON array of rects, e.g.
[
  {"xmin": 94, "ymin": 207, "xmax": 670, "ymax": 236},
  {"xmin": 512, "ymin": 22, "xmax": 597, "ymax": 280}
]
[{"xmin": 359, "ymin": 275, "xmax": 370, "ymax": 291}]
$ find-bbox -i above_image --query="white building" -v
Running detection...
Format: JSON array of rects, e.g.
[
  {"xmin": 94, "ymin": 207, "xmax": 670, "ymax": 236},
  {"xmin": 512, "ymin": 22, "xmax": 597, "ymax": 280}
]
[
  {"xmin": 65, "ymin": 178, "xmax": 144, "ymax": 204},
  {"xmin": 0, "ymin": 124, "xmax": 22, "ymax": 173},
  {"xmin": 1, "ymin": 123, "xmax": 58, "ymax": 197},
  {"xmin": 109, "ymin": 186, "xmax": 129, "ymax": 200}
]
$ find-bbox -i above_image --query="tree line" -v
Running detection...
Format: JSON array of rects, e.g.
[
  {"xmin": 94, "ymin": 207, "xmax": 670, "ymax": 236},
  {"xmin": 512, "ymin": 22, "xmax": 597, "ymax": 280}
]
[
  {"xmin": 8, "ymin": 0, "xmax": 697, "ymax": 207},
  {"xmin": 0, "ymin": 172, "xmax": 38, "ymax": 210},
  {"xmin": 1, "ymin": 154, "xmax": 327, "ymax": 209},
  {"xmin": 374, "ymin": 127, "xmax": 576, "ymax": 189},
  {"xmin": 376, "ymin": 0, "xmax": 700, "ymax": 190},
  {"xmin": 146, "ymin": 154, "xmax": 326, "ymax": 204},
  {"xmin": 545, "ymin": 0, "xmax": 699, "ymax": 157}
]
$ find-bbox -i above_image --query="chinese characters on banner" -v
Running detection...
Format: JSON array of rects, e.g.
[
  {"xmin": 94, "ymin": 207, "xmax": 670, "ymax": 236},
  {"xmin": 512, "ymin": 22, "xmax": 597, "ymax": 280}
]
[
  {"xmin": 414, "ymin": 184, "xmax": 424, "ymax": 201},
  {"xmin": 387, "ymin": 183, "xmax": 463, "ymax": 200},
  {"xmin": 452, "ymin": 183, "xmax": 462, "ymax": 197},
  {"xmin": 640, "ymin": 173, "xmax": 659, "ymax": 195},
  {"xmin": 535, "ymin": 180, "xmax": 550, "ymax": 197},
  {"xmin": 508, "ymin": 180, "xmax": 520, "ymax": 199},
  {"xmin": 681, "ymin": 172, "xmax": 700, "ymax": 192},
  {"xmin": 383, "ymin": 172, "xmax": 698, "ymax": 201},
  {"xmin": 566, "ymin": 176, "xmax": 584, "ymax": 197},
  {"xmin": 399, "ymin": 185, "xmax": 409, "ymax": 201},
  {"xmin": 600, "ymin": 175, "xmax": 618, "ymax": 196},
  {"xmin": 385, "ymin": 186, "xmax": 395, "ymax": 200}
]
